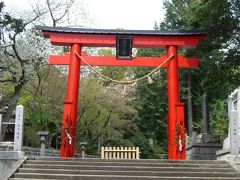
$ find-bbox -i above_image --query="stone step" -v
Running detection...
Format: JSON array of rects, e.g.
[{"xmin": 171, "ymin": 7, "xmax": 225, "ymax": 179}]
[
  {"xmin": 25, "ymin": 160, "xmax": 231, "ymax": 168},
  {"xmin": 12, "ymin": 173, "xmax": 240, "ymax": 180},
  {"xmin": 18, "ymin": 168, "xmax": 240, "ymax": 177},
  {"xmin": 10, "ymin": 179, "xmax": 59, "ymax": 180},
  {"xmin": 10, "ymin": 158, "xmax": 240, "ymax": 180},
  {"xmin": 22, "ymin": 164, "xmax": 236, "ymax": 172},
  {"xmin": 32, "ymin": 157, "xmax": 228, "ymax": 164}
]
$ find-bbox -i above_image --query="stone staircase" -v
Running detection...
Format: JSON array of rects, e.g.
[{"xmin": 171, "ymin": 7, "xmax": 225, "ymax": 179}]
[{"xmin": 9, "ymin": 157, "xmax": 240, "ymax": 180}]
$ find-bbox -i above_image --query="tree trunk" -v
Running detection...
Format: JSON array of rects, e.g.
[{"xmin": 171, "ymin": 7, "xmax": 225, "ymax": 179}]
[
  {"xmin": 1, "ymin": 83, "xmax": 24, "ymax": 141},
  {"xmin": 202, "ymin": 92, "xmax": 210, "ymax": 134},
  {"xmin": 187, "ymin": 77, "xmax": 193, "ymax": 136}
]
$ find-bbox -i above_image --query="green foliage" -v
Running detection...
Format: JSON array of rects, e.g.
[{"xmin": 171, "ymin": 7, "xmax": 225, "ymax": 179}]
[
  {"xmin": 97, "ymin": 48, "xmax": 133, "ymax": 85},
  {"xmin": 130, "ymin": 48, "xmax": 168, "ymax": 158},
  {"xmin": 3, "ymin": 14, "xmax": 24, "ymax": 34},
  {"xmin": 158, "ymin": 0, "xmax": 240, "ymax": 136},
  {"xmin": 210, "ymin": 100, "xmax": 228, "ymax": 136},
  {"xmin": 130, "ymin": 136, "xmax": 154, "ymax": 158},
  {"xmin": 132, "ymin": 0, "xmax": 240, "ymax": 158},
  {"xmin": 20, "ymin": 66, "xmax": 67, "ymax": 147},
  {"xmin": 76, "ymin": 78, "xmax": 137, "ymax": 155}
]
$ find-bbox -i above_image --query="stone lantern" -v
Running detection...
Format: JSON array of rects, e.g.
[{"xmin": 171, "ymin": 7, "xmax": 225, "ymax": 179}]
[
  {"xmin": 37, "ymin": 131, "xmax": 49, "ymax": 156},
  {"xmin": 79, "ymin": 142, "xmax": 87, "ymax": 158}
]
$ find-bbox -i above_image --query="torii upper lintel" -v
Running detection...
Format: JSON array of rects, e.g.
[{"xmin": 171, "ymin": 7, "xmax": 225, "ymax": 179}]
[{"xmin": 36, "ymin": 26, "xmax": 206, "ymax": 48}]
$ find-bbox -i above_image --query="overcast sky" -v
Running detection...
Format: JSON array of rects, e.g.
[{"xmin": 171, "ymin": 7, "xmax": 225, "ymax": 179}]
[{"xmin": 5, "ymin": 0, "xmax": 165, "ymax": 30}]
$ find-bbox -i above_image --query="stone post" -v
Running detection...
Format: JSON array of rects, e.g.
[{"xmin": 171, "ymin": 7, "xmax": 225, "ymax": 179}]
[{"xmin": 14, "ymin": 105, "xmax": 24, "ymax": 151}]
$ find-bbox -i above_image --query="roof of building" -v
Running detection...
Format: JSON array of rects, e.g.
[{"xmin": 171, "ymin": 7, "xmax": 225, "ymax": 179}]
[{"xmin": 35, "ymin": 26, "xmax": 207, "ymax": 36}]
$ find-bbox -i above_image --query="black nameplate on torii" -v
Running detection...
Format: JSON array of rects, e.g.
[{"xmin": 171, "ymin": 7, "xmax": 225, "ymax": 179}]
[{"xmin": 116, "ymin": 36, "xmax": 133, "ymax": 60}]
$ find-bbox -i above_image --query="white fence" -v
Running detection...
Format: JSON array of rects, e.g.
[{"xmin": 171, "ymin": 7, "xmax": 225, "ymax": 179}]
[{"xmin": 101, "ymin": 147, "xmax": 140, "ymax": 159}]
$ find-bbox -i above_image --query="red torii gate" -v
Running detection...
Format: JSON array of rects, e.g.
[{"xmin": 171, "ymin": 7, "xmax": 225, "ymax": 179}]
[{"xmin": 36, "ymin": 26, "xmax": 206, "ymax": 160}]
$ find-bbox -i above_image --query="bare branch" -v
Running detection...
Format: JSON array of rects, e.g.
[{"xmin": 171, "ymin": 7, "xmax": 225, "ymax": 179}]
[
  {"xmin": 46, "ymin": 0, "xmax": 57, "ymax": 27},
  {"xmin": 86, "ymin": 111, "xmax": 101, "ymax": 128},
  {"xmin": 4, "ymin": 49, "xmax": 16, "ymax": 59},
  {"xmin": 0, "ymin": 78, "xmax": 14, "ymax": 83},
  {"xmin": 103, "ymin": 112, "xmax": 112, "ymax": 128},
  {"xmin": 55, "ymin": 0, "xmax": 74, "ymax": 23},
  {"xmin": 0, "ymin": 44, "xmax": 14, "ymax": 48}
]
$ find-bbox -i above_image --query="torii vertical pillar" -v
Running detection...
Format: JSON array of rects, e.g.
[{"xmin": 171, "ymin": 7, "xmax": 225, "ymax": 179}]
[
  {"xmin": 167, "ymin": 45, "xmax": 185, "ymax": 159},
  {"xmin": 60, "ymin": 44, "xmax": 81, "ymax": 157}
]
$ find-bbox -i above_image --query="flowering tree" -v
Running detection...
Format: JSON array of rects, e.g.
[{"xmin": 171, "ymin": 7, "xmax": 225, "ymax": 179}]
[{"xmin": 0, "ymin": 0, "xmax": 87, "ymax": 139}]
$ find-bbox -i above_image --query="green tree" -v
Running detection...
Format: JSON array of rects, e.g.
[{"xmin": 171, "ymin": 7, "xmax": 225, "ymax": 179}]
[
  {"xmin": 131, "ymin": 0, "xmax": 240, "ymax": 158},
  {"xmin": 0, "ymin": 0, "xmax": 87, "ymax": 141},
  {"xmin": 130, "ymin": 47, "xmax": 168, "ymax": 158},
  {"xmin": 97, "ymin": 48, "xmax": 133, "ymax": 85},
  {"xmin": 76, "ymin": 78, "xmax": 137, "ymax": 155},
  {"xmin": 20, "ymin": 66, "xmax": 67, "ymax": 147},
  {"xmin": 159, "ymin": 0, "xmax": 240, "ymax": 135}
]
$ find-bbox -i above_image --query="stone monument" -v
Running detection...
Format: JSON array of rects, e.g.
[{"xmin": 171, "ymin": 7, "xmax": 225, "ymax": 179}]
[
  {"xmin": 186, "ymin": 93, "xmax": 222, "ymax": 160},
  {"xmin": 14, "ymin": 105, "xmax": 24, "ymax": 152},
  {"xmin": 217, "ymin": 87, "xmax": 240, "ymax": 162},
  {"xmin": 0, "ymin": 105, "xmax": 25, "ymax": 159}
]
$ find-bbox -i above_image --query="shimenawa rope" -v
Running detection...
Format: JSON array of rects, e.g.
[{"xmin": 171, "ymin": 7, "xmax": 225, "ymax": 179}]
[{"xmin": 75, "ymin": 51, "xmax": 174, "ymax": 84}]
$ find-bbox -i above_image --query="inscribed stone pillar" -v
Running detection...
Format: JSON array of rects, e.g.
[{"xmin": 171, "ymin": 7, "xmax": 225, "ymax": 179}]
[
  {"xmin": 0, "ymin": 114, "xmax": 2, "ymax": 142},
  {"xmin": 13, "ymin": 105, "xmax": 24, "ymax": 151}
]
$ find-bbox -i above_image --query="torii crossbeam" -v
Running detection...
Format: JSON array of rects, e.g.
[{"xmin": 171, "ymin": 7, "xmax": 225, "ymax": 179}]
[{"xmin": 36, "ymin": 26, "xmax": 206, "ymax": 160}]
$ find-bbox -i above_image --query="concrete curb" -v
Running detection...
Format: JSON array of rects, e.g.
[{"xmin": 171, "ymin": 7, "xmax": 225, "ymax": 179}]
[{"xmin": 4, "ymin": 156, "xmax": 27, "ymax": 180}]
